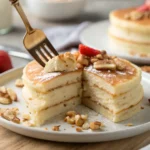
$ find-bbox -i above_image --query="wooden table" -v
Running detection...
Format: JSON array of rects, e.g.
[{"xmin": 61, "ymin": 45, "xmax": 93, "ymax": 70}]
[{"xmin": 0, "ymin": 1, "xmax": 150, "ymax": 149}]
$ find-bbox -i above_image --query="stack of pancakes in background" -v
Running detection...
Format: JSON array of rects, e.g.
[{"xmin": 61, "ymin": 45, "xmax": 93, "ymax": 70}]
[{"xmin": 109, "ymin": 7, "xmax": 150, "ymax": 57}]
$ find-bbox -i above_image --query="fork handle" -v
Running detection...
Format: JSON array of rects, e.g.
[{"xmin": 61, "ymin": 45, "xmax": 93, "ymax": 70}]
[{"xmin": 9, "ymin": 0, "xmax": 34, "ymax": 34}]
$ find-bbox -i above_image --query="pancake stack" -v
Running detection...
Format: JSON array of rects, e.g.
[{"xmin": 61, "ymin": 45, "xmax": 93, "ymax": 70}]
[
  {"xmin": 83, "ymin": 59, "xmax": 143, "ymax": 122},
  {"xmin": 22, "ymin": 61, "xmax": 82, "ymax": 126},
  {"xmin": 22, "ymin": 49, "xmax": 143, "ymax": 126},
  {"xmin": 109, "ymin": 7, "xmax": 150, "ymax": 57}
]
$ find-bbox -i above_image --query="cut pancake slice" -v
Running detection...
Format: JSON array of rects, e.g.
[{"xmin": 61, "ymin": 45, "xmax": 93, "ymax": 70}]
[
  {"xmin": 82, "ymin": 97, "xmax": 141, "ymax": 122},
  {"xmin": 83, "ymin": 82, "xmax": 143, "ymax": 113},
  {"xmin": 83, "ymin": 61, "xmax": 141, "ymax": 95},
  {"xmin": 23, "ymin": 82, "xmax": 82, "ymax": 112},
  {"xmin": 23, "ymin": 86, "xmax": 81, "ymax": 126}
]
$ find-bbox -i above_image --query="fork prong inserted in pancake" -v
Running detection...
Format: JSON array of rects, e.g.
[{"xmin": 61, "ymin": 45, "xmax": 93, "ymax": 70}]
[
  {"xmin": 41, "ymin": 44, "xmax": 53, "ymax": 59},
  {"xmin": 31, "ymin": 50, "xmax": 45, "ymax": 67},
  {"xmin": 37, "ymin": 47, "xmax": 49, "ymax": 62},
  {"xmin": 44, "ymin": 38, "xmax": 59, "ymax": 56}
]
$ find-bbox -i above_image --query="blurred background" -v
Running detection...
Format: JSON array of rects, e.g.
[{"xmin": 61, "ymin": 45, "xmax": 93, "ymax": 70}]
[{"xmin": 0, "ymin": 0, "xmax": 143, "ymax": 69}]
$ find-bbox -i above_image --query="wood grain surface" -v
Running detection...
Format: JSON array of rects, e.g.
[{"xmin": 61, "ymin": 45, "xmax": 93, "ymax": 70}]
[{"xmin": 0, "ymin": 126, "xmax": 149, "ymax": 150}]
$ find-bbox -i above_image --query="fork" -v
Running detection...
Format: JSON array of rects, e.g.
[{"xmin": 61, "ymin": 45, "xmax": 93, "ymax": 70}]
[{"xmin": 9, "ymin": 0, "xmax": 59, "ymax": 67}]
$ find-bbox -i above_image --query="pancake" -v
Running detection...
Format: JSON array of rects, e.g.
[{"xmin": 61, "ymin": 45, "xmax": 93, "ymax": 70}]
[
  {"xmin": 22, "ymin": 55, "xmax": 142, "ymax": 126},
  {"xmin": 109, "ymin": 7, "xmax": 150, "ymax": 57}
]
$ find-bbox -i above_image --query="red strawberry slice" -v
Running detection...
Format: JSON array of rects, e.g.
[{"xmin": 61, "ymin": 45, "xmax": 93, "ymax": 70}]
[
  {"xmin": 0, "ymin": 50, "xmax": 13, "ymax": 73},
  {"xmin": 137, "ymin": 4, "xmax": 149, "ymax": 12},
  {"xmin": 79, "ymin": 44, "xmax": 100, "ymax": 57}
]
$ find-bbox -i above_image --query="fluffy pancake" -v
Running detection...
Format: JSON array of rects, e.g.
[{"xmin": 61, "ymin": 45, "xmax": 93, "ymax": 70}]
[
  {"xmin": 22, "ymin": 56, "xmax": 143, "ymax": 126},
  {"xmin": 109, "ymin": 7, "xmax": 150, "ymax": 57},
  {"xmin": 84, "ymin": 59, "xmax": 141, "ymax": 95},
  {"xmin": 82, "ymin": 98, "xmax": 141, "ymax": 122},
  {"xmin": 110, "ymin": 8, "xmax": 150, "ymax": 34},
  {"xmin": 23, "ymin": 61, "xmax": 82, "ymax": 92}
]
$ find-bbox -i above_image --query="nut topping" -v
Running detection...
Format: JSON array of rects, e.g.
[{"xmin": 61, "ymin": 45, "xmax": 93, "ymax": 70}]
[
  {"xmin": 90, "ymin": 121, "xmax": 101, "ymax": 130},
  {"xmin": 94, "ymin": 61, "xmax": 116, "ymax": 70},
  {"xmin": 76, "ymin": 127, "xmax": 82, "ymax": 132},
  {"xmin": 130, "ymin": 11, "xmax": 144, "ymax": 20},
  {"xmin": 0, "ymin": 87, "xmax": 17, "ymax": 104},
  {"xmin": 52, "ymin": 125, "xmax": 60, "ymax": 131},
  {"xmin": 1, "ymin": 108, "xmax": 20, "ymax": 124},
  {"xmin": 15, "ymin": 79, "xmax": 24, "ymax": 88}
]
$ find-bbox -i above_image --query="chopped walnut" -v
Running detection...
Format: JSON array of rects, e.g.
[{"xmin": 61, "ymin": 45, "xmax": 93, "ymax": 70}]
[
  {"xmin": 0, "ymin": 87, "xmax": 17, "ymax": 104},
  {"xmin": 130, "ymin": 11, "xmax": 144, "ymax": 20},
  {"xmin": 76, "ymin": 63, "xmax": 84, "ymax": 69},
  {"xmin": 81, "ymin": 114, "xmax": 88, "ymax": 121},
  {"xmin": 90, "ymin": 121, "xmax": 101, "ymax": 130},
  {"xmin": 66, "ymin": 111, "xmax": 76, "ymax": 117},
  {"xmin": 113, "ymin": 58, "xmax": 126, "ymax": 71},
  {"xmin": 23, "ymin": 121, "xmax": 35, "ymax": 127},
  {"xmin": 77, "ymin": 54, "xmax": 89, "ymax": 66},
  {"xmin": 94, "ymin": 60, "xmax": 116, "ymax": 70},
  {"xmin": 12, "ymin": 117, "xmax": 20, "ymax": 124},
  {"xmin": 52, "ymin": 125, "xmax": 60, "ymax": 131},
  {"xmin": 91, "ymin": 58, "xmax": 99, "ymax": 63},
  {"xmin": 7, "ymin": 88, "xmax": 17, "ymax": 101},
  {"xmin": 0, "ymin": 97, "xmax": 12, "ymax": 105},
  {"xmin": 65, "ymin": 116, "xmax": 75, "ymax": 124},
  {"xmin": 82, "ymin": 122, "xmax": 90, "ymax": 130},
  {"xmin": 0, "ymin": 86, "xmax": 7, "ymax": 94},
  {"xmin": 15, "ymin": 79, "xmax": 24, "ymax": 87},
  {"xmin": 75, "ymin": 115, "xmax": 84, "ymax": 127},
  {"xmin": 76, "ymin": 127, "xmax": 82, "ymax": 132},
  {"xmin": 96, "ymin": 54, "xmax": 103, "ymax": 59},
  {"xmin": 22, "ymin": 113, "xmax": 30, "ymax": 121}
]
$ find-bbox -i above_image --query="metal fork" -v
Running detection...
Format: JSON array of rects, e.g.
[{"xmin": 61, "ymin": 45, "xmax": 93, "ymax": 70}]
[{"xmin": 10, "ymin": 0, "xmax": 59, "ymax": 67}]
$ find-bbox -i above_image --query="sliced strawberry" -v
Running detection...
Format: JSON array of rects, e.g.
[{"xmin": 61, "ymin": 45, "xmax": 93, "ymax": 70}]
[
  {"xmin": 79, "ymin": 44, "xmax": 100, "ymax": 57},
  {"xmin": 137, "ymin": 4, "xmax": 149, "ymax": 12},
  {"xmin": 0, "ymin": 50, "xmax": 13, "ymax": 73}
]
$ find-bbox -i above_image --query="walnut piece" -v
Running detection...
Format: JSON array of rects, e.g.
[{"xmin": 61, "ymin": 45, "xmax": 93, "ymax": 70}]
[
  {"xmin": 52, "ymin": 125, "xmax": 60, "ymax": 131},
  {"xmin": 94, "ymin": 60, "xmax": 116, "ymax": 70},
  {"xmin": 1, "ymin": 108, "xmax": 20, "ymax": 124},
  {"xmin": 75, "ymin": 115, "xmax": 84, "ymax": 127},
  {"xmin": 90, "ymin": 121, "xmax": 101, "ymax": 130},
  {"xmin": 82, "ymin": 122, "xmax": 90, "ymax": 130},
  {"xmin": 15, "ymin": 79, "xmax": 24, "ymax": 88},
  {"xmin": 0, "ymin": 86, "xmax": 17, "ymax": 104},
  {"xmin": 130, "ymin": 11, "xmax": 144, "ymax": 20},
  {"xmin": 76, "ymin": 127, "xmax": 82, "ymax": 132}
]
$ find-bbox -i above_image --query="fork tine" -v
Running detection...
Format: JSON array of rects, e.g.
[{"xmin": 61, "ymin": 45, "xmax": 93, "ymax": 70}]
[
  {"xmin": 44, "ymin": 39, "xmax": 59, "ymax": 56},
  {"xmin": 37, "ymin": 47, "xmax": 49, "ymax": 62},
  {"xmin": 31, "ymin": 50, "xmax": 45, "ymax": 67},
  {"xmin": 41, "ymin": 45, "xmax": 53, "ymax": 59}
]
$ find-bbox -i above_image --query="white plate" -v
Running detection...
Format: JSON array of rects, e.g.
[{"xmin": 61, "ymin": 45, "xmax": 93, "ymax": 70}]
[
  {"xmin": 80, "ymin": 20, "xmax": 150, "ymax": 65},
  {"xmin": 0, "ymin": 68, "xmax": 150, "ymax": 143}
]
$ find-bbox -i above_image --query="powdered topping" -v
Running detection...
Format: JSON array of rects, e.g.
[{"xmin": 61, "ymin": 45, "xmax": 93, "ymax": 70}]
[
  {"xmin": 84, "ymin": 58, "xmax": 136, "ymax": 85},
  {"xmin": 25, "ymin": 61, "xmax": 62, "ymax": 83},
  {"xmin": 34, "ymin": 71, "xmax": 61, "ymax": 82}
]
